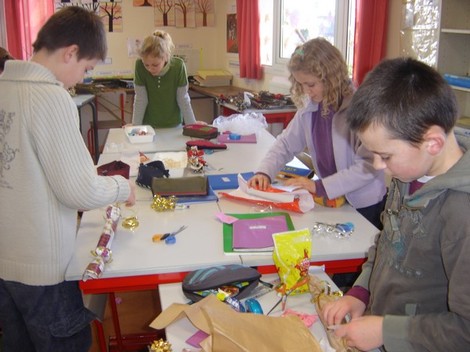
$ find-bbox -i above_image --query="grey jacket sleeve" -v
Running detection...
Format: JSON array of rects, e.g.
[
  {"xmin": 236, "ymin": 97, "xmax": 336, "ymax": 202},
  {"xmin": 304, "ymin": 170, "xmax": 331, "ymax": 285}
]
[
  {"xmin": 132, "ymin": 84, "xmax": 148, "ymax": 125},
  {"xmin": 177, "ymin": 85, "xmax": 196, "ymax": 125}
]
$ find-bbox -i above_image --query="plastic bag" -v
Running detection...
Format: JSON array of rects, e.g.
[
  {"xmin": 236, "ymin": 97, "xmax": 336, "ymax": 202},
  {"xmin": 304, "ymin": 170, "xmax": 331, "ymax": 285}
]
[
  {"xmin": 272, "ymin": 228, "xmax": 312, "ymax": 295},
  {"xmin": 212, "ymin": 112, "xmax": 268, "ymax": 135}
]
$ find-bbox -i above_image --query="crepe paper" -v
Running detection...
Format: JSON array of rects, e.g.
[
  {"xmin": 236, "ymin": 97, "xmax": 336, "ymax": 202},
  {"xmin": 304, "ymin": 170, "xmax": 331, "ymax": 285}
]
[
  {"xmin": 281, "ymin": 309, "xmax": 318, "ymax": 327},
  {"xmin": 215, "ymin": 212, "xmax": 239, "ymax": 224},
  {"xmin": 219, "ymin": 174, "xmax": 315, "ymax": 213},
  {"xmin": 185, "ymin": 330, "xmax": 210, "ymax": 348}
]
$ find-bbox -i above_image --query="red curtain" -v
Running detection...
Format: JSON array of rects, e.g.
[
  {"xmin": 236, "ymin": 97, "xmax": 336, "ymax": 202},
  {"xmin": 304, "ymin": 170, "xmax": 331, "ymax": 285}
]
[
  {"xmin": 353, "ymin": 0, "xmax": 388, "ymax": 85},
  {"xmin": 236, "ymin": 0, "xmax": 262, "ymax": 80},
  {"xmin": 5, "ymin": 0, "xmax": 54, "ymax": 60}
]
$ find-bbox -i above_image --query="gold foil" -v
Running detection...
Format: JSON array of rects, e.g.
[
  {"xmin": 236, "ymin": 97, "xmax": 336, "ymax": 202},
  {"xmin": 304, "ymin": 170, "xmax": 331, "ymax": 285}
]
[
  {"xmin": 122, "ymin": 216, "xmax": 139, "ymax": 230},
  {"xmin": 151, "ymin": 195, "xmax": 177, "ymax": 212},
  {"xmin": 149, "ymin": 338, "xmax": 172, "ymax": 352}
]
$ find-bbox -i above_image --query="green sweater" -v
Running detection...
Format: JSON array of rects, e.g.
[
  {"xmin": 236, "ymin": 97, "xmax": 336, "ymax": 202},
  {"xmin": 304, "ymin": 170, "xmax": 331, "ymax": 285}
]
[{"xmin": 134, "ymin": 56, "xmax": 194, "ymax": 128}]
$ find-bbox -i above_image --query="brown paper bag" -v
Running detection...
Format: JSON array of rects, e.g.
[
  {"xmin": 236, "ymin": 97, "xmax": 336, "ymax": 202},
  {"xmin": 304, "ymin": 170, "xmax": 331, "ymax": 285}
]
[
  {"xmin": 150, "ymin": 295, "xmax": 323, "ymax": 352},
  {"xmin": 308, "ymin": 274, "xmax": 360, "ymax": 352}
]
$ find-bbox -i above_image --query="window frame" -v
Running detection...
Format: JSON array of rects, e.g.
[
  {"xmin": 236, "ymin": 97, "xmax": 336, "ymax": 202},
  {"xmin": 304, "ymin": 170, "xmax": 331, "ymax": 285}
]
[{"xmin": 263, "ymin": 0, "xmax": 354, "ymax": 75}]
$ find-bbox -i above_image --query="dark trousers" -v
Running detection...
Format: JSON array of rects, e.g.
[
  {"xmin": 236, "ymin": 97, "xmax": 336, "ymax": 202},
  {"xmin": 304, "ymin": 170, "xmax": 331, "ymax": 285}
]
[{"xmin": 0, "ymin": 279, "xmax": 95, "ymax": 352}]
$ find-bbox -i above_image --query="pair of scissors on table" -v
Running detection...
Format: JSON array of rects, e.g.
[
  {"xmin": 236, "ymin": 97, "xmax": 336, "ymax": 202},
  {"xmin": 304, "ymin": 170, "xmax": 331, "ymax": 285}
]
[
  {"xmin": 152, "ymin": 225, "xmax": 188, "ymax": 244},
  {"xmin": 266, "ymin": 276, "xmax": 309, "ymax": 315}
]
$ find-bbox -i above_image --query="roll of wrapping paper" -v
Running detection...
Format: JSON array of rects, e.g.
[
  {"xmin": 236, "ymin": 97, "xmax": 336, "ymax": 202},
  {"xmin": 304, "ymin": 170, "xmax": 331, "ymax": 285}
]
[{"xmin": 83, "ymin": 205, "xmax": 121, "ymax": 281}]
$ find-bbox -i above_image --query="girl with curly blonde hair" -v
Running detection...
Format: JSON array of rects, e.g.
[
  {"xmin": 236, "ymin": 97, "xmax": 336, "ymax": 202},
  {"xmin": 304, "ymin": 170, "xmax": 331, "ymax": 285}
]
[
  {"xmin": 249, "ymin": 37, "xmax": 386, "ymax": 240},
  {"xmin": 288, "ymin": 37, "xmax": 353, "ymax": 115}
]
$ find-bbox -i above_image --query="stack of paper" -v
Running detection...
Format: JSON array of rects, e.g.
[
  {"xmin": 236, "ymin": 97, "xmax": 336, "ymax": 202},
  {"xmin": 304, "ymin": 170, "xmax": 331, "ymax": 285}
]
[{"xmin": 194, "ymin": 69, "xmax": 233, "ymax": 87}]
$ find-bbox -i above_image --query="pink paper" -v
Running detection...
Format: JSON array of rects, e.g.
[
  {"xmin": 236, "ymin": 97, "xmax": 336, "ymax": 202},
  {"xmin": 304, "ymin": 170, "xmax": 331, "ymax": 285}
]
[
  {"xmin": 185, "ymin": 329, "xmax": 210, "ymax": 347},
  {"xmin": 215, "ymin": 212, "xmax": 239, "ymax": 224}
]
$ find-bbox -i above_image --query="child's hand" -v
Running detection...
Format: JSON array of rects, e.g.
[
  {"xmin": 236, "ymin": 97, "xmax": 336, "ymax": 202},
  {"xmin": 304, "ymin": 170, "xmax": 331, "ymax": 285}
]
[
  {"xmin": 283, "ymin": 176, "xmax": 316, "ymax": 194},
  {"xmin": 125, "ymin": 180, "xmax": 136, "ymax": 206},
  {"xmin": 322, "ymin": 295, "xmax": 366, "ymax": 326},
  {"xmin": 332, "ymin": 315, "xmax": 384, "ymax": 351},
  {"xmin": 194, "ymin": 120, "xmax": 208, "ymax": 125},
  {"xmin": 247, "ymin": 174, "xmax": 270, "ymax": 191}
]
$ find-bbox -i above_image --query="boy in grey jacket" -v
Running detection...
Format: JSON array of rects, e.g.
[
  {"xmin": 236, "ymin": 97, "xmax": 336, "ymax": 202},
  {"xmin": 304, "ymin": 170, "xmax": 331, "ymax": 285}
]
[{"xmin": 322, "ymin": 57, "xmax": 470, "ymax": 351}]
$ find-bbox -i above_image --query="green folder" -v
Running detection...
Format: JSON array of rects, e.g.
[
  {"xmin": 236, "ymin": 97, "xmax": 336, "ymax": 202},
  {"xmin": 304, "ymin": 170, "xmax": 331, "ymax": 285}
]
[{"xmin": 223, "ymin": 212, "xmax": 295, "ymax": 255}]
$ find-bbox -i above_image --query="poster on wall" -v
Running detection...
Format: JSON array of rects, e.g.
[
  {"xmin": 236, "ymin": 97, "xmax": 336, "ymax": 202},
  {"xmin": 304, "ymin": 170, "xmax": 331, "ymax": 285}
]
[
  {"xmin": 54, "ymin": 1, "xmax": 123, "ymax": 33},
  {"xmin": 154, "ymin": 0, "xmax": 176, "ymax": 27},
  {"xmin": 127, "ymin": 38, "xmax": 143, "ymax": 57},
  {"xmin": 100, "ymin": 2, "xmax": 123, "ymax": 32},
  {"xmin": 174, "ymin": 0, "xmax": 196, "ymax": 28},
  {"xmin": 55, "ymin": 0, "xmax": 99, "ymax": 12},
  {"xmin": 133, "ymin": 0, "xmax": 153, "ymax": 6},
  {"xmin": 195, "ymin": 0, "xmax": 215, "ymax": 27},
  {"xmin": 227, "ymin": 13, "xmax": 238, "ymax": 53}
]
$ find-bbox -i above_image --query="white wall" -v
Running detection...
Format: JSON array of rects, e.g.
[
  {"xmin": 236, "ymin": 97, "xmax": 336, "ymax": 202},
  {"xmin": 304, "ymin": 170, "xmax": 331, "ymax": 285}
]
[
  {"xmin": 94, "ymin": 0, "xmax": 227, "ymax": 77},
  {"xmin": 100, "ymin": 0, "xmax": 402, "ymax": 88}
]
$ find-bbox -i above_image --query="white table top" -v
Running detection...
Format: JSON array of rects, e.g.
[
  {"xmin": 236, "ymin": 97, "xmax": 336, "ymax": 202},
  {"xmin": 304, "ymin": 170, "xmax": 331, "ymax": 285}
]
[
  {"xmin": 66, "ymin": 201, "xmax": 242, "ymax": 281},
  {"xmin": 158, "ymin": 270, "xmax": 337, "ymax": 352},
  {"xmin": 102, "ymin": 126, "xmax": 190, "ymax": 154},
  {"xmin": 65, "ymin": 126, "xmax": 378, "ymax": 284},
  {"xmin": 72, "ymin": 94, "xmax": 95, "ymax": 108},
  {"xmin": 101, "ymin": 126, "xmax": 275, "ymax": 175}
]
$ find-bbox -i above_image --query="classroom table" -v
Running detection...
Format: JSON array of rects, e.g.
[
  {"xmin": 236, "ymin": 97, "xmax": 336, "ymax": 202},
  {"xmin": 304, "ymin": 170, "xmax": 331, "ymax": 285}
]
[
  {"xmin": 189, "ymin": 84, "xmax": 297, "ymax": 128},
  {"xmin": 101, "ymin": 126, "xmax": 189, "ymax": 154},
  {"xmin": 158, "ymin": 270, "xmax": 337, "ymax": 352},
  {"xmin": 65, "ymin": 126, "xmax": 379, "ymax": 351}
]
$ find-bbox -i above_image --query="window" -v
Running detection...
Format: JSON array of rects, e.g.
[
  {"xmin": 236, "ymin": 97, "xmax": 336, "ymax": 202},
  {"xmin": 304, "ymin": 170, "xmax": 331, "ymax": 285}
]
[{"xmin": 260, "ymin": 0, "xmax": 355, "ymax": 73}]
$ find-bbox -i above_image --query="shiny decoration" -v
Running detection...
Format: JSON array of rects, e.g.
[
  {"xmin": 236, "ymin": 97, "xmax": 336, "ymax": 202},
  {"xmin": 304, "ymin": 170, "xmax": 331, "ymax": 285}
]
[
  {"xmin": 149, "ymin": 338, "xmax": 172, "ymax": 352},
  {"xmin": 82, "ymin": 204, "xmax": 121, "ymax": 281},
  {"xmin": 151, "ymin": 195, "xmax": 177, "ymax": 212},
  {"xmin": 122, "ymin": 216, "xmax": 139, "ymax": 230}
]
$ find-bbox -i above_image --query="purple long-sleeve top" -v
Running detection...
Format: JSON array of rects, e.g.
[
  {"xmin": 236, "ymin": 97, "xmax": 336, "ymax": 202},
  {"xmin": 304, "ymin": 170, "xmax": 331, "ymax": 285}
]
[{"xmin": 255, "ymin": 96, "xmax": 386, "ymax": 209}]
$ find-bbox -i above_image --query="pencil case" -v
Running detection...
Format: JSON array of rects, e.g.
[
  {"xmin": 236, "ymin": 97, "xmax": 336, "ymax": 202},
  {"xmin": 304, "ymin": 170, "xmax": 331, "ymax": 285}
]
[
  {"xmin": 151, "ymin": 175, "xmax": 208, "ymax": 196},
  {"xmin": 182, "ymin": 264, "xmax": 261, "ymax": 303},
  {"xmin": 97, "ymin": 160, "xmax": 130, "ymax": 179},
  {"xmin": 183, "ymin": 124, "xmax": 219, "ymax": 139},
  {"xmin": 136, "ymin": 161, "xmax": 169, "ymax": 189}
]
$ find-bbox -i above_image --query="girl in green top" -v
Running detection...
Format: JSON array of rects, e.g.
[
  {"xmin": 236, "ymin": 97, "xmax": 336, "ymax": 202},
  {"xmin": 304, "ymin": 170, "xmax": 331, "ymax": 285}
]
[{"xmin": 132, "ymin": 30, "xmax": 198, "ymax": 128}]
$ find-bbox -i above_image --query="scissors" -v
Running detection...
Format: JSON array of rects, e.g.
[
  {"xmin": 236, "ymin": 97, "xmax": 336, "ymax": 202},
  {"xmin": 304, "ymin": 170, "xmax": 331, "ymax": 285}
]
[
  {"xmin": 152, "ymin": 225, "xmax": 188, "ymax": 243},
  {"xmin": 266, "ymin": 276, "xmax": 309, "ymax": 315}
]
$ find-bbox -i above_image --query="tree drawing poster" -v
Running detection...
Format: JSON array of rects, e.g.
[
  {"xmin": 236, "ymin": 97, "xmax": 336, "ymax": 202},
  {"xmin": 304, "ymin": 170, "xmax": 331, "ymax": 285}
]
[{"xmin": 227, "ymin": 13, "xmax": 238, "ymax": 53}]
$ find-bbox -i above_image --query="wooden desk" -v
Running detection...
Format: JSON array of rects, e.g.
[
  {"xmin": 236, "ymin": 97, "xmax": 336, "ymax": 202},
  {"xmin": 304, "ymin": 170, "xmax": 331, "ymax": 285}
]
[
  {"xmin": 73, "ymin": 94, "xmax": 99, "ymax": 162},
  {"xmin": 189, "ymin": 84, "xmax": 297, "ymax": 128},
  {"xmin": 220, "ymin": 103, "xmax": 296, "ymax": 129},
  {"xmin": 189, "ymin": 84, "xmax": 250, "ymax": 118}
]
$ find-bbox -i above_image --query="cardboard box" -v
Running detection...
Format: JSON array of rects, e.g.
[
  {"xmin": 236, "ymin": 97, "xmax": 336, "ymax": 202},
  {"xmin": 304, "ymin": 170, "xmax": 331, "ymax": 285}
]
[{"xmin": 194, "ymin": 69, "xmax": 233, "ymax": 87}]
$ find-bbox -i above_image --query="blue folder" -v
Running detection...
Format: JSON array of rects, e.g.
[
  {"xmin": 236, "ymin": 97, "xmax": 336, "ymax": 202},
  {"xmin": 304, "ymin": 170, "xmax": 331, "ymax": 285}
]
[
  {"xmin": 207, "ymin": 172, "xmax": 255, "ymax": 190},
  {"xmin": 176, "ymin": 186, "xmax": 219, "ymax": 204}
]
